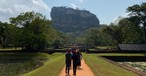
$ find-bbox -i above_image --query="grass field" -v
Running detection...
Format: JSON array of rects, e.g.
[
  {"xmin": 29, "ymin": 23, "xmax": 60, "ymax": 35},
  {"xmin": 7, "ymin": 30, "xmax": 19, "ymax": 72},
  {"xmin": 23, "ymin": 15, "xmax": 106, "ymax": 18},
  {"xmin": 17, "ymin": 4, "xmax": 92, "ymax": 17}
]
[
  {"xmin": 88, "ymin": 46, "xmax": 116, "ymax": 51},
  {"xmin": 0, "ymin": 50, "xmax": 144, "ymax": 76},
  {"xmin": 83, "ymin": 53, "xmax": 144, "ymax": 76},
  {"xmin": 0, "ymin": 47, "xmax": 22, "ymax": 51},
  {"xmin": 0, "ymin": 52, "xmax": 65, "ymax": 76},
  {"xmin": 96, "ymin": 46, "xmax": 116, "ymax": 49},
  {"xmin": 24, "ymin": 53, "xmax": 65, "ymax": 76}
]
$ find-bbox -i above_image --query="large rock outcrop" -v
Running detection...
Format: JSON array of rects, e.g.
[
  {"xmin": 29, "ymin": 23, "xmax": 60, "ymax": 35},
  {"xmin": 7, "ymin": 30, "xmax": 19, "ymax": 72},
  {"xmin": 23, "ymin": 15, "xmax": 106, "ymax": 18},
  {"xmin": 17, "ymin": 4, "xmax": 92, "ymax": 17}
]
[{"xmin": 51, "ymin": 7, "xmax": 100, "ymax": 32}]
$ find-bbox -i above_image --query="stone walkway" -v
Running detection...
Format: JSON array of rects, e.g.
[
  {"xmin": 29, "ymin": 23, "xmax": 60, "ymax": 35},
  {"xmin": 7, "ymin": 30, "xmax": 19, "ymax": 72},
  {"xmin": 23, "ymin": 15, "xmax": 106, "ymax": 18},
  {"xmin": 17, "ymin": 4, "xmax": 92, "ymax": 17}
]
[{"xmin": 59, "ymin": 59, "xmax": 95, "ymax": 76}]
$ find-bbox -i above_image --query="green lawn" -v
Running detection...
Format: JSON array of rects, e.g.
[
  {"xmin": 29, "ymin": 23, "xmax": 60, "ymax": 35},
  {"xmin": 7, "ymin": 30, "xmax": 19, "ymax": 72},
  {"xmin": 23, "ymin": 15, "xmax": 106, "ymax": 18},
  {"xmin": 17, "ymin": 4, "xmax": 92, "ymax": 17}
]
[
  {"xmin": 0, "ymin": 52, "xmax": 65, "ymax": 76},
  {"xmin": 0, "ymin": 51, "xmax": 143, "ymax": 76},
  {"xmin": 83, "ymin": 53, "xmax": 143, "ymax": 76},
  {"xmin": 0, "ymin": 47, "xmax": 22, "ymax": 51},
  {"xmin": 24, "ymin": 53, "xmax": 65, "ymax": 76},
  {"xmin": 89, "ymin": 46, "xmax": 116, "ymax": 51},
  {"xmin": 96, "ymin": 46, "xmax": 116, "ymax": 49}
]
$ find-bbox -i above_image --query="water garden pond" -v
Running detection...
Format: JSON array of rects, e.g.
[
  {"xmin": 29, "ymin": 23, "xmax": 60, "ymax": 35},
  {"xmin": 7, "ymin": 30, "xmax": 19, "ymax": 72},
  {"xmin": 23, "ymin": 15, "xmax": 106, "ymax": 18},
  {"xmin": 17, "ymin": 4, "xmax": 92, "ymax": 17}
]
[
  {"xmin": 102, "ymin": 56, "xmax": 146, "ymax": 72},
  {"xmin": 119, "ymin": 62, "xmax": 146, "ymax": 72},
  {"xmin": 0, "ymin": 53, "xmax": 48, "ymax": 76}
]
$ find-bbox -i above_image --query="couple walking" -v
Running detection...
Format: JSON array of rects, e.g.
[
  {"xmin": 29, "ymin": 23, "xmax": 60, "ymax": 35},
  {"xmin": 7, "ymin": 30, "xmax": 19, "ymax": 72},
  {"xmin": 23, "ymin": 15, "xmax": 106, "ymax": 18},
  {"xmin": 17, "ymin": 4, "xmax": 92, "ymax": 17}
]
[{"xmin": 65, "ymin": 48, "xmax": 82, "ymax": 76}]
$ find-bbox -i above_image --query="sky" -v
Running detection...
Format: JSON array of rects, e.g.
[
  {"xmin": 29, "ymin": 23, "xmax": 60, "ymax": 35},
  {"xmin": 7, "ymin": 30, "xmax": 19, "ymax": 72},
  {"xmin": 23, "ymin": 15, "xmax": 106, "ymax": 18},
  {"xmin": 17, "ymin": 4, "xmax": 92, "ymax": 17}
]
[{"xmin": 0, "ymin": 0, "xmax": 146, "ymax": 24}]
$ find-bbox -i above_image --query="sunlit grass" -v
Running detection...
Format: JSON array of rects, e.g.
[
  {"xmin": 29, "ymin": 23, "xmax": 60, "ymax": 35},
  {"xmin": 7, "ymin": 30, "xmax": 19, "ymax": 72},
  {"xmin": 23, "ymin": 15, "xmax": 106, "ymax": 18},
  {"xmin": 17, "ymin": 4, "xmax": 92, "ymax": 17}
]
[
  {"xmin": 0, "ymin": 47, "xmax": 22, "ymax": 51},
  {"xmin": 24, "ymin": 53, "xmax": 65, "ymax": 76},
  {"xmin": 96, "ymin": 46, "xmax": 116, "ymax": 49},
  {"xmin": 83, "ymin": 53, "xmax": 139, "ymax": 76}
]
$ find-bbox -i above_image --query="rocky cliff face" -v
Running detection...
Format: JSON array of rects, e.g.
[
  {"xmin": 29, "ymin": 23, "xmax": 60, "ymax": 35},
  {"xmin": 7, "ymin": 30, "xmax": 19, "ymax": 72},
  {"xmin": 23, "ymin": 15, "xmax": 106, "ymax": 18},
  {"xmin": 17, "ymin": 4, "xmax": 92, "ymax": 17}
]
[{"xmin": 51, "ymin": 7, "xmax": 100, "ymax": 32}]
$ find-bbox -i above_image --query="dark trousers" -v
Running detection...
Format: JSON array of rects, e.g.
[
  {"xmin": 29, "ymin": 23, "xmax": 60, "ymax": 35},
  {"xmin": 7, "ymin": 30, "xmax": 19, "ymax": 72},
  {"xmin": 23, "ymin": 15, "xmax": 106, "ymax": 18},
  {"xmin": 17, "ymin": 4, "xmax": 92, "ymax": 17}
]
[
  {"xmin": 73, "ymin": 64, "xmax": 77, "ymax": 75},
  {"xmin": 65, "ymin": 65, "xmax": 70, "ymax": 74}
]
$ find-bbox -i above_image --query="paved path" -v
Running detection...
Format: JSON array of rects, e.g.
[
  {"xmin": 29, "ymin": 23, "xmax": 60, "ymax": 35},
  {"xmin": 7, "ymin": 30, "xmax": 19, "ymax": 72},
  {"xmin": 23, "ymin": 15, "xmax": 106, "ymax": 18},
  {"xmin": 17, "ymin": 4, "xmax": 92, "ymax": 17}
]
[{"xmin": 59, "ymin": 59, "xmax": 95, "ymax": 76}]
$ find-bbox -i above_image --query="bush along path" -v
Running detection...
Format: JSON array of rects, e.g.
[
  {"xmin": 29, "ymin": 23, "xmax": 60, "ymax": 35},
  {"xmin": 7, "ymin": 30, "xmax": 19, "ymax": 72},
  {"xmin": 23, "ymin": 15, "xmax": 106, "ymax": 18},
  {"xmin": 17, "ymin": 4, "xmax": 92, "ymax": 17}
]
[{"xmin": 59, "ymin": 59, "xmax": 95, "ymax": 76}]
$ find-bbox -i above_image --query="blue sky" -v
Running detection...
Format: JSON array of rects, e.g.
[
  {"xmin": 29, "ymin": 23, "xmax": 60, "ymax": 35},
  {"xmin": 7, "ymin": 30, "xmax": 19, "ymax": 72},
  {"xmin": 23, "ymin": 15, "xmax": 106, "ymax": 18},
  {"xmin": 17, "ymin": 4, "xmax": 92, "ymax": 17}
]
[
  {"xmin": 0, "ymin": 0, "xmax": 145, "ymax": 24},
  {"xmin": 43, "ymin": 0, "xmax": 146, "ymax": 24}
]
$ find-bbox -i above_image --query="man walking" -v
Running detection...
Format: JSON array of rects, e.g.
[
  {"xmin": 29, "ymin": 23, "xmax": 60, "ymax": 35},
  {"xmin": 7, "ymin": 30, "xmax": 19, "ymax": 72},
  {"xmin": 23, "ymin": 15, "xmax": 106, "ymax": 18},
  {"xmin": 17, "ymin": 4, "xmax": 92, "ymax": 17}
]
[
  {"xmin": 65, "ymin": 49, "xmax": 72, "ymax": 75},
  {"xmin": 72, "ymin": 49, "xmax": 78, "ymax": 76}
]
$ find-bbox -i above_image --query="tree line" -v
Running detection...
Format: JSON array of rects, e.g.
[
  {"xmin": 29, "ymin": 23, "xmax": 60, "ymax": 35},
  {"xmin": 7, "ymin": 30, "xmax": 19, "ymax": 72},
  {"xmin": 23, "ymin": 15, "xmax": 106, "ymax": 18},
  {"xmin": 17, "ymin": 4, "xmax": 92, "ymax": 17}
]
[
  {"xmin": 0, "ymin": 2, "xmax": 146, "ymax": 50},
  {"xmin": 75, "ymin": 2, "xmax": 146, "ymax": 48},
  {"xmin": 0, "ymin": 11, "xmax": 69, "ymax": 51}
]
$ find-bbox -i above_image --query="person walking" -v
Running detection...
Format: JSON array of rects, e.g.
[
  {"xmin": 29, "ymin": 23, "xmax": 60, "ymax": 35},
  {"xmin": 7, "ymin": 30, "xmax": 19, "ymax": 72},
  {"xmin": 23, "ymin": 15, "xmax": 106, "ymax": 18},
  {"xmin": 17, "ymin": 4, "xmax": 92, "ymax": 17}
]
[
  {"xmin": 72, "ymin": 49, "xmax": 78, "ymax": 76},
  {"xmin": 65, "ymin": 49, "xmax": 72, "ymax": 75},
  {"xmin": 76, "ymin": 49, "xmax": 82, "ymax": 69}
]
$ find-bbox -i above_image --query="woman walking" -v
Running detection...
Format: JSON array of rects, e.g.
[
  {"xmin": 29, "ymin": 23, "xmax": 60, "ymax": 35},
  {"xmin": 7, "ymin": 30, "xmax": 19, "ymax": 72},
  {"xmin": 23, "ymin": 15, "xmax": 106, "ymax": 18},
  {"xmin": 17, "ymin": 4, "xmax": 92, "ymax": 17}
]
[{"xmin": 76, "ymin": 49, "xmax": 82, "ymax": 68}]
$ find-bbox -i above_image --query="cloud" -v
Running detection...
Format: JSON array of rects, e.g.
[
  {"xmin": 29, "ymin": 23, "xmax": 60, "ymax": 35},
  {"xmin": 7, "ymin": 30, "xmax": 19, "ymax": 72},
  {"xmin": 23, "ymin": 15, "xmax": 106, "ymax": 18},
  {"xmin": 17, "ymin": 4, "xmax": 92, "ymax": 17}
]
[
  {"xmin": 112, "ymin": 16, "xmax": 123, "ymax": 24},
  {"xmin": 79, "ymin": 0, "xmax": 84, "ymax": 3},
  {"xmin": 112, "ymin": 13, "xmax": 129, "ymax": 24},
  {"xmin": 0, "ymin": 0, "xmax": 50, "ymax": 22},
  {"xmin": 122, "ymin": 13, "xmax": 129, "ymax": 17},
  {"xmin": 71, "ymin": 3, "xmax": 78, "ymax": 9},
  {"xmin": 71, "ymin": 0, "xmax": 84, "ymax": 3}
]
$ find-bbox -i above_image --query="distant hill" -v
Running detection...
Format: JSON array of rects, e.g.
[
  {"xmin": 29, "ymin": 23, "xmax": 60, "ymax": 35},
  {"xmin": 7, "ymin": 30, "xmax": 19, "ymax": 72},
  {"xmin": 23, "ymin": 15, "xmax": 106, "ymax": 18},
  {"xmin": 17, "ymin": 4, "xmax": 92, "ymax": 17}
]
[{"xmin": 51, "ymin": 7, "xmax": 100, "ymax": 33}]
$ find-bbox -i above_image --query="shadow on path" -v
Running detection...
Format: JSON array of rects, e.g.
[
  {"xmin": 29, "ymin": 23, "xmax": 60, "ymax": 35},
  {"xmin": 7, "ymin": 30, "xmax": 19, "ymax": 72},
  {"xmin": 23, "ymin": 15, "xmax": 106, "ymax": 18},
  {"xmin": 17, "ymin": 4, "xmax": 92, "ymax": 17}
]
[{"xmin": 59, "ymin": 59, "xmax": 95, "ymax": 76}]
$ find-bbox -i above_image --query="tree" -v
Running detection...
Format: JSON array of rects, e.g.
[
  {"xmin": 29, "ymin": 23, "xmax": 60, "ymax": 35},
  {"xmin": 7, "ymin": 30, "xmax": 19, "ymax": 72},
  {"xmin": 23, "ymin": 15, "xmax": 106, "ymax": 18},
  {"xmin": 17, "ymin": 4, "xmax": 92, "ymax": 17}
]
[
  {"xmin": 0, "ymin": 21, "xmax": 22, "ymax": 48},
  {"xmin": 0, "ymin": 22, "xmax": 10, "ymax": 48},
  {"xmin": 102, "ymin": 24, "xmax": 123, "ymax": 44},
  {"xmin": 10, "ymin": 11, "xmax": 52, "ymax": 51},
  {"xmin": 127, "ymin": 2, "xmax": 146, "ymax": 43},
  {"xmin": 118, "ymin": 18, "xmax": 144, "ymax": 43},
  {"xmin": 6, "ymin": 24, "xmax": 22, "ymax": 48},
  {"xmin": 52, "ymin": 31, "xmax": 68, "ymax": 49},
  {"xmin": 101, "ymin": 18, "xmax": 144, "ymax": 45},
  {"xmin": 84, "ymin": 28, "xmax": 102, "ymax": 48}
]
